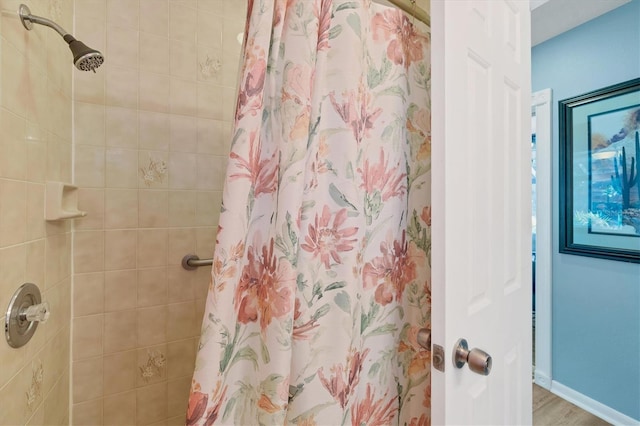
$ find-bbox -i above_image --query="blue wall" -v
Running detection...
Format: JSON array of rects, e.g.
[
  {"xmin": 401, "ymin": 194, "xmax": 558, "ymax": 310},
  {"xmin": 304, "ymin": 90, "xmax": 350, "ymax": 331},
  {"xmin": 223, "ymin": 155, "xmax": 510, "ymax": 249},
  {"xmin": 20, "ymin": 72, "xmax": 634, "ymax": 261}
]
[{"xmin": 532, "ymin": 0, "xmax": 640, "ymax": 421}]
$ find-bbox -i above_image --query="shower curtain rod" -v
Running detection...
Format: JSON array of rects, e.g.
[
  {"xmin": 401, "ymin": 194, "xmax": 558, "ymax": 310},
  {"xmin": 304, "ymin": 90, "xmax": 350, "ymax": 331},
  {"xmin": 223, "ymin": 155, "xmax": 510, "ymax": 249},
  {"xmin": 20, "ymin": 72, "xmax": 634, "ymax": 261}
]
[{"xmin": 385, "ymin": 0, "xmax": 430, "ymax": 26}]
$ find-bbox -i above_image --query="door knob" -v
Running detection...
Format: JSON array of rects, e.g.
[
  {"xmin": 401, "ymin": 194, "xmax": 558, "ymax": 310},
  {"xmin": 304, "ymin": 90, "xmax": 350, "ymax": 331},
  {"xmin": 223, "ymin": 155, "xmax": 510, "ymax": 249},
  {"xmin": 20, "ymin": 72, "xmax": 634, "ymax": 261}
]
[{"xmin": 453, "ymin": 338, "xmax": 492, "ymax": 376}]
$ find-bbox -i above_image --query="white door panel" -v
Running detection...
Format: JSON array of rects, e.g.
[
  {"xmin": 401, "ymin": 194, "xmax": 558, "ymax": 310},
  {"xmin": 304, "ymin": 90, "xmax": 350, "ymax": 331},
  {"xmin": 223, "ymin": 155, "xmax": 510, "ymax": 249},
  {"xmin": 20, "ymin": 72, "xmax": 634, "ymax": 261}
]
[{"xmin": 432, "ymin": 0, "xmax": 532, "ymax": 424}]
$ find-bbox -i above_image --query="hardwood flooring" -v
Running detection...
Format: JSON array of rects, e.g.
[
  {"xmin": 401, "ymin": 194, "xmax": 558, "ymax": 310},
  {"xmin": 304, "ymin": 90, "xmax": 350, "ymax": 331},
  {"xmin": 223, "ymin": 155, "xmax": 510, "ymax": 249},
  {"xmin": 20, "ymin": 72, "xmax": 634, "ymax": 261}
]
[{"xmin": 533, "ymin": 384, "xmax": 610, "ymax": 426}]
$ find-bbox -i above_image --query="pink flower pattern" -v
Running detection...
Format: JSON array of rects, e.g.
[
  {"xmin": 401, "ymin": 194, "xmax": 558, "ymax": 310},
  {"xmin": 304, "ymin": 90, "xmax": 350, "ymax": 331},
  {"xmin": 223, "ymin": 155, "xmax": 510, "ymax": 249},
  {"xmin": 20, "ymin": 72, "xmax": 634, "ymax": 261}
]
[
  {"xmin": 189, "ymin": 1, "xmax": 431, "ymax": 425},
  {"xmin": 301, "ymin": 206, "xmax": 359, "ymax": 269}
]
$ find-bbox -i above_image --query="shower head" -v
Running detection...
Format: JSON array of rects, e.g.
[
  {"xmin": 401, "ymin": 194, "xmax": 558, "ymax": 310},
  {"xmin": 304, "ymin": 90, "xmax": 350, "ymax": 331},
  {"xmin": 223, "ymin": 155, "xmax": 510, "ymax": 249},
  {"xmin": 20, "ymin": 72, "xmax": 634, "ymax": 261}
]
[{"xmin": 18, "ymin": 4, "xmax": 104, "ymax": 72}]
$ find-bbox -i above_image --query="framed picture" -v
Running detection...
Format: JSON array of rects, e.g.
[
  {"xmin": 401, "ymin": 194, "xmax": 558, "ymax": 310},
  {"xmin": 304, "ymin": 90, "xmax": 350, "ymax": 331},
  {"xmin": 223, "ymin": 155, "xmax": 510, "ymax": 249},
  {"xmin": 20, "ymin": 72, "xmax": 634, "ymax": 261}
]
[{"xmin": 559, "ymin": 78, "xmax": 640, "ymax": 263}]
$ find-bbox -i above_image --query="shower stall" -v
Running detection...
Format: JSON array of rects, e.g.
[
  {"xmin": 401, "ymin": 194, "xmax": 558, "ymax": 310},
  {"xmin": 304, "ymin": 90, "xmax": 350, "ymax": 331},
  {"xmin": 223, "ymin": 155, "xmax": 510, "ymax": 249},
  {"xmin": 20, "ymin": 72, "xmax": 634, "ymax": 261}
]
[{"xmin": 0, "ymin": 0, "xmax": 245, "ymax": 424}]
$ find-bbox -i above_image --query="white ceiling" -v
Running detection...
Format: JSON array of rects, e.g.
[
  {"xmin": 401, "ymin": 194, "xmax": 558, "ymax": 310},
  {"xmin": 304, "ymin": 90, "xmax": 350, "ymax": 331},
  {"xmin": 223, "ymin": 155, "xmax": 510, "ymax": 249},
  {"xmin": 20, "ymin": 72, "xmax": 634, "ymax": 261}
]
[{"xmin": 531, "ymin": 0, "xmax": 631, "ymax": 46}]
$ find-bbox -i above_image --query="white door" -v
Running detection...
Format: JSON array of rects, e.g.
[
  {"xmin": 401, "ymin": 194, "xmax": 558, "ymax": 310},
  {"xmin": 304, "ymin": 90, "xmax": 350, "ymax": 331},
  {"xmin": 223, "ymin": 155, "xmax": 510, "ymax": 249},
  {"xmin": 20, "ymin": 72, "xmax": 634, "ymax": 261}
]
[{"xmin": 431, "ymin": 0, "xmax": 532, "ymax": 424}]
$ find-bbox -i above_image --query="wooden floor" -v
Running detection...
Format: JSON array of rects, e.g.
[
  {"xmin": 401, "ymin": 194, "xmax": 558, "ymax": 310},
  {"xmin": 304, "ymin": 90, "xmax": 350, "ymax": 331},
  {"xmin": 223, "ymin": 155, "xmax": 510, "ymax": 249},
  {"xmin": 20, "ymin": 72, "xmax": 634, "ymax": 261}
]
[{"xmin": 533, "ymin": 384, "xmax": 610, "ymax": 426}]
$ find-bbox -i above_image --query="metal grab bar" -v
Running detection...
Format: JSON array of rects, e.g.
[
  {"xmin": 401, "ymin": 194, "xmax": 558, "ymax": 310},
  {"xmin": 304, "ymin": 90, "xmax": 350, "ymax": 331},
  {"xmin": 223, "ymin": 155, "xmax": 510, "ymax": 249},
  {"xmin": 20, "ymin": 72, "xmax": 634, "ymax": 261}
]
[{"xmin": 181, "ymin": 254, "xmax": 213, "ymax": 270}]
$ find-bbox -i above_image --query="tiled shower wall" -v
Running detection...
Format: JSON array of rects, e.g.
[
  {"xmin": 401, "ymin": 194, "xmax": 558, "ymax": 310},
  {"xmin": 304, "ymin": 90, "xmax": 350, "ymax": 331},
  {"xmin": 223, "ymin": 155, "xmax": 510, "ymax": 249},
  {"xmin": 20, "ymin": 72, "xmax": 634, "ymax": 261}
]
[
  {"xmin": 0, "ymin": 0, "xmax": 73, "ymax": 424},
  {"xmin": 71, "ymin": 0, "xmax": 245, "ymax": 424}
]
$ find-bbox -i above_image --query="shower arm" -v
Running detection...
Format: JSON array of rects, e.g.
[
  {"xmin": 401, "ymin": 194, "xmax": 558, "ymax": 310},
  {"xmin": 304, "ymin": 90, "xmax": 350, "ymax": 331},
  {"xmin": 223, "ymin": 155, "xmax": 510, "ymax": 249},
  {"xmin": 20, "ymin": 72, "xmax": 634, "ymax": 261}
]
[{"xmin": 19, "ymin": 5, "xmax": 71, "ymax": 39}]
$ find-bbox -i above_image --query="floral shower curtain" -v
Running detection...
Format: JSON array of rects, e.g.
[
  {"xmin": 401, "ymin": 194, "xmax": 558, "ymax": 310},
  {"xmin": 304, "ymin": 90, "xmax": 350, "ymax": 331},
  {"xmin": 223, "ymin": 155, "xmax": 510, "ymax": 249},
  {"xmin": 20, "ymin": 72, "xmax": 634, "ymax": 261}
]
[{"xmin": 187, "ymin": 0, "xmax": 431, "ymax": 424}]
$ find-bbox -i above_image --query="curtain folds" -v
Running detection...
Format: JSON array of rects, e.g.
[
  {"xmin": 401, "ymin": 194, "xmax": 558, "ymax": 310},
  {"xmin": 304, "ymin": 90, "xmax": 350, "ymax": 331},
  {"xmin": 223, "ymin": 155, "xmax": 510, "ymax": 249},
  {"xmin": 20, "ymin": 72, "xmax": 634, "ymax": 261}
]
[{"xmin": 187, "ymin": 1, "xmax": 432, "ymax": 424}]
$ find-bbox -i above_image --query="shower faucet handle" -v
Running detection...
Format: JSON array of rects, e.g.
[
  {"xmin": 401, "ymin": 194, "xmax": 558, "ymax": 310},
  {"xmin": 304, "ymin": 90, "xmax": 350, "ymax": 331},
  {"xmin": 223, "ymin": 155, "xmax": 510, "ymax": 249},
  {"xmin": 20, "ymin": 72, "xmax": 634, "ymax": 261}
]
[{"xmin": 20, "ymin": 302, "xmax": 50, "ymax": 323}]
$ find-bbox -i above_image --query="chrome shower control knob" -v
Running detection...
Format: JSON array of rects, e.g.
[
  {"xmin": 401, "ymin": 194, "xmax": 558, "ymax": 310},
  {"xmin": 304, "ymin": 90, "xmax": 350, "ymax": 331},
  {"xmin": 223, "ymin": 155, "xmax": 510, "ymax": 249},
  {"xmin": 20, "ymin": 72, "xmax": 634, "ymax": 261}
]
[
  {"xmin": 453, "ymin": 338, "xmax": 492, "ymax": 376},
  {"xmin": 20, "ymin": 302, "xmax": 50, "ymax": 323},
  {"xmin": 5, "ymin": 283, "xmax": 50, "ymax": 348}
]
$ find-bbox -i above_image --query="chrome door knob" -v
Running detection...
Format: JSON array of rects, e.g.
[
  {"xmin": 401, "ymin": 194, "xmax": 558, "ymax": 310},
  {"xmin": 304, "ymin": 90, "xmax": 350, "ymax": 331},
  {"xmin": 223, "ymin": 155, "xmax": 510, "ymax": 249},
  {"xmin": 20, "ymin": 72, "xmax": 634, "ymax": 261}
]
[{"xmin": 453, "ymin": 338, "xmax": 492, "ymax": 376}]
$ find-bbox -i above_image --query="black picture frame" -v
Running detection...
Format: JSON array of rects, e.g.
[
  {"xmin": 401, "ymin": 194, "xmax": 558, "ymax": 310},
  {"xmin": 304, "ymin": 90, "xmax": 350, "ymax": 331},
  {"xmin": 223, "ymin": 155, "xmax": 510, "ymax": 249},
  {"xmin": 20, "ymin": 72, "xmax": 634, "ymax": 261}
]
[{"xmin": 559, "ymin": 78, "xmax": 640, "ymax": 263}]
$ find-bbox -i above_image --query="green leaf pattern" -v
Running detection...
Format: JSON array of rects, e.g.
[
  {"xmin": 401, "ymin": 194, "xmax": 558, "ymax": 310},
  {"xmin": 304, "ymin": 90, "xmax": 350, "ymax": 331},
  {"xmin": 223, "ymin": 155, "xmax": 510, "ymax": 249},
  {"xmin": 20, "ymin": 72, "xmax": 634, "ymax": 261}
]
[{"xmin": 187, "ymin": 1, "xmax": 432, "ymax": 425}]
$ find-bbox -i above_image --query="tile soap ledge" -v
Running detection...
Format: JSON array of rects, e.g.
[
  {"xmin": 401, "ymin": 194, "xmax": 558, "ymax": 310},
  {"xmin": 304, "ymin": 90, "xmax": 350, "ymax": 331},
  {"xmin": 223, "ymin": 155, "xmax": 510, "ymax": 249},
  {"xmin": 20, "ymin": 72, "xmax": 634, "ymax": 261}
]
[{"xmin": 45, "ymin": 181, "xmax": 87, "ymax": 221}]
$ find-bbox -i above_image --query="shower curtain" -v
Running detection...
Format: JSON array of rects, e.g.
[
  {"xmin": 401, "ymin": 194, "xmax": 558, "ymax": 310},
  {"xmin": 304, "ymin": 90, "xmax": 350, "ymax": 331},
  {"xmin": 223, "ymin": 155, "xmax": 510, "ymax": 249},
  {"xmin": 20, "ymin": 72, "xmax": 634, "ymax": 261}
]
[{"xmin": 187, "ymin": 0, "xmax": 431, "ymax": 424}]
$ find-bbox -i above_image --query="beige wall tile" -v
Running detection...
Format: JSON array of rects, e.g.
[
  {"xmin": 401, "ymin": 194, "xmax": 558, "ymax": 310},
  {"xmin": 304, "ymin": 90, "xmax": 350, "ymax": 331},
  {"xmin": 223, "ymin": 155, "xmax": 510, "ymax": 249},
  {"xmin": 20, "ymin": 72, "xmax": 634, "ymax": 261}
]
[
  {"xmin": 106, "ymin": 106, "xmax": 139, "ymax": 148},
  {"xmin": 104, "ymin": 310, "xmax": 138, "ymax": 353},
  {"xmin": 0, "ymin": 179, "xmax": 27, "ymax": 247},
  {"xmin": 0, "ymin": 107, "xmax": 27, "ymax": 180},
  {"xmin": 197, "ymin": 11, "xmax": 223, "ymax": 50},
  {"xmin": 25, "ymin": 239, "xmax": 46, "ymax": 290},
  {"xmin": 75, "ymin": 145, "xmax": 106, "ymax": 188},
  {"xmin": 167, "ymin": 266, "xmax": 196, "ymax": 303},
  {"xmin": 43, "ymin": 280, "xmax": 72, "ymax": 340},
  {"xmin": 138, "ymin": 267, "xmax": 168, "ymax": 307},
  {"xmin": 140, "ymin": 0, "xmax": 169, "ymax": 37},
  {"xmin": 46, "ymin": 233, "xmax": 72, "ymax": 288},
  {"xmin": 196, "ymin": 190, "xmax": 222, "ymax": 226},
  {"xmin": 73, "ymin": 398, "xmax": 104, "ymax": 426},
  {"xmin": 75, "ymin": 102, "xmax": 106, "ymax": 147},
  {"xmin": 0, "ymin": 324, "xmax": 27, "ymax": 388},
  {"xmin": 170, "ymin": 39, "xmax": 197, "ymax": 81},
  {"xmin": 167, "ymin": 339, "xmax": 195, "ymax": 379},
  {"xmin": 103, "ymin": 350, "xmax": 137, "ymax": 395},
  {"xmin": 104, "ymin": 270, "xmax": 137, "ymax": 312},
  {"xmin": 76, "ymin": 0, "xmax": 107, "ymax": 22},
  {"xmin": 168, "ymin": 190, "xmax": 196, "ymax": 227},
  {"xmin": 168, "ymin": 152, "xmax": 197, "ymax": 189},
  {"xmin": 139, "ymin": 111, "xmax": 170, "ymax": 151},
  {"xmin": 195, "ymin": 154, "xmax": 219, "ymax": 191},
  {"xmin": 73, "ymin": 357, "xmax": 104, "ymax": 403},
  {"xmin": 137, "ymin": 344, "xmax": 167, "ymax": 387},
  {"xmin": 74, "ymin": 272, "xmax": 105, "ymax": 317},
  {"xmin": 106, "ymin": 148, "xmax": 139, "ymax": 188},
  {"xmin": 138, "ymin": 229, "xmax": 168, "ymax": 268},
  {"xmin": 73, "ymin": 315, "xmax": 104, "ymax": 361},
  {"xmin": 26, "ymin": 404, "xmax": 44, "ymax": 426},
  {"xmin": 169, "ymin": 3, "xmax": 197, "ymax": 43},
  {"xmin": 222, "ymin": 86, "xmax": 236, "ymax": 121},
  {"xmin": 140, "ymin": 71, "xmax": 171, "ymax": 113},
  {"xmin": 44, "ymin": 365, "xmax": 70, "ymax": 425},
  {"xmin": 105, "ymin": 229, "xmax": 138, "ymax": 270},
  {"xmin": 106, "ymin": 66, "xmax": 139, "ymax": 108},
  {"xmin": 140, "ymin": 32, "xmax": 170, "ymax": 75},
  {"xmin": 196, "ymin": 118, "xmax": 227, "ymax": 155},
  {"xmin": 107, "ymin": 0, "xmax": 140, "ymax": 30},
  {"xmin": 197, "ymin": 82, "xmax": 224, "ymax": 119},
  {"xmin": 69, "ymin": 1, "xmax": 244, "ymax": 422},
  {"xmin": 74, "ymin": 66, "xmax": 106, "ymax": 105},
  {"xmin": 195, "ymin": 226, "xmax": 217, "ymax": 259},
  {"xmin": 1, "ymin": 39, "xmax": 27, "ymax": 117},
  {"xmin": 107, "ymin": 26, "xmax": 140, "ymax": 69},
  {"xmin": 168, "ymin": 228, "xmax": 196, "ymax": 266},
  {"xmin": 42, "ymin": 325, "xmax": 70, "ymax": 396},
  {"xmin": 139, "ymin": 190, "xmax": 169, "ymax": 228},
  {"xmin": 196, "ymin": 44, "xmax": 223, "ymax": 85},
  {"xmin": 137, "ymin": 305, "xmax": 167, "ymax": 347},
  {"xmin": 105, "ymin": 189, "xmax": 139, "ymax": 229},
  {"xmin": 166, "ymin": 301, "xmax": 197, "ymax": 341},
  {"xmin": 104, "ymin": 390, "xmax": 136, "ymax": 425},
  {"xmin": 167, "ymin": 376, "xmax": 191, "ymax": 418},
  {"xmin": 0, "ymin": 360, "xmax": 36, "ymax": 425},
  {"xmin": 170, "ymin": 114, "xmax": 197, "ymax": 153},
  {"xmin": 169, "ymin": 79, "xmax": 197, "ymax": 116},
  {"xmin": 26, "ymin": 183, "xmax": 45, "ymax": 241},
  {"xmin": 76, "ymin": 188, "xmax": 106, "ymax": 230},
  {"xmin": 139, "ymin": 151, "xmax": 169, "ymax": 188},
  {"xmin": 137, "ymin": 382, "xmax": 168, "ymax": 425},
  {"xmin": 26, "ymin": 134, "xmax": 47, "ymax": 183},
  {"xmin": 74, "ymin": 230, "xmax": 105, "ymax": 274}
]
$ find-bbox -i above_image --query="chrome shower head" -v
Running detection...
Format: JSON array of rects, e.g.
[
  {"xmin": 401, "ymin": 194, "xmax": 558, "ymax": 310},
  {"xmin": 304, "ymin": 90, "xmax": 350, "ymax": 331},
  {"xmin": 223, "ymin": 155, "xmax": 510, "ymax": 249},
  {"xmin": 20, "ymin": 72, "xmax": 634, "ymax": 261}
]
[{"xmin": 18, "ymin": 4, "xmax": 104, "ymax": 72}]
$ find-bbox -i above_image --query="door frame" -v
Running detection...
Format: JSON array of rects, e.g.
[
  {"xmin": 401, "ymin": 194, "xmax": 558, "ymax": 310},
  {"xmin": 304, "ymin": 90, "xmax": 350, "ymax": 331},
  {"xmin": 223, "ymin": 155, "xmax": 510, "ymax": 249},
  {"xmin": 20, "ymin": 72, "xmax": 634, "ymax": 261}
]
[{"xmin": 532, "ymin": 89, "xmax": 552, "ymax": 389}]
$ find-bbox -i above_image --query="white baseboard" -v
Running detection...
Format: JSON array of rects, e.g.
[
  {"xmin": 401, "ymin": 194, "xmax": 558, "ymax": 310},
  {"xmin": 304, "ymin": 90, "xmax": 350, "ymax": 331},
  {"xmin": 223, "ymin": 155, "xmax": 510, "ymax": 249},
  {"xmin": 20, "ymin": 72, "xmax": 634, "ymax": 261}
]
[
  {"xmin": 550, "ymin": 381, "xmax": 640, "ymax": 426},
  {"xmin": 534, "ymin": 370, "xmax": 551, "ymax": 390}
]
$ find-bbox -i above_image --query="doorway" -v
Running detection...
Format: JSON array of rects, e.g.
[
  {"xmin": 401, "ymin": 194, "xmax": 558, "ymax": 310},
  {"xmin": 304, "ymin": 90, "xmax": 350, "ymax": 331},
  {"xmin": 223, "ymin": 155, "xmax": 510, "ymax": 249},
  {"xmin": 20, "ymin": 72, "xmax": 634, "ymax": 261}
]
[{"xmin": 532, "ymin": 89, "xmax": 552, "ymax": 389}]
